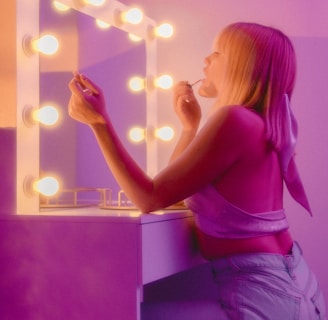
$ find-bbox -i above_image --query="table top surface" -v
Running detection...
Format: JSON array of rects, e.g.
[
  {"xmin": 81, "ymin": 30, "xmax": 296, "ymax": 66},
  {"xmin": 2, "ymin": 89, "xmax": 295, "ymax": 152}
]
[{"xmin": 0, "ymin": 207, "xmax": 193, "ymax": 224}]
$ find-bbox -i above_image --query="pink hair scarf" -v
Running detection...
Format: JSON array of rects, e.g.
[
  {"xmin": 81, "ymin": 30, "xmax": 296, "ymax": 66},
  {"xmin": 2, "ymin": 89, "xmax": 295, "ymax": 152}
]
[{"xmin": 279, "ymin": 94, "xmax": 312, "ymax": 216}]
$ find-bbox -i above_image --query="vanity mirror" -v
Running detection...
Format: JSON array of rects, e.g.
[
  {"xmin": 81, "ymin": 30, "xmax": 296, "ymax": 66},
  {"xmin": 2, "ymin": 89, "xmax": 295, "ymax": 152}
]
[
  {"xmin": 16, "ymin": 0, "xmax": 174, "ymax": 213},
  {"xmin": 39, "ymin": 1, "xmax": 148, "ymax": 208}
]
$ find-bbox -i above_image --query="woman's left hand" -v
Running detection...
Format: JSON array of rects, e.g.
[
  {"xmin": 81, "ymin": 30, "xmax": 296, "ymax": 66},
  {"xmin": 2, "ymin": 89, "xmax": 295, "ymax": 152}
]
[
  {"xmin": 173, "ymin": 81, "xmax": 202, "ymax": 131},
  {"xmin": 68, "ymin": 72, "xmax": 108, "ymax": 126}
]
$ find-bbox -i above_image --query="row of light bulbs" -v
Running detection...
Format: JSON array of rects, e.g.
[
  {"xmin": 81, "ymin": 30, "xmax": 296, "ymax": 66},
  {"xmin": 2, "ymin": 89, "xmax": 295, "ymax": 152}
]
[
  {"xmin": 23, "ymin": 1, "xmax": 174, "ymax": 56},
  {"xmin": 53, "ymin": 1, "xmax": 174, "ymax": 39},
  {"xmin": 129, "ymin": 74, "xmax": 173, "ymax": 92},
  {"xmin": 23, "ymin": 0, "xmax": 175, "ymax": 198},
  {"xmin": 129, "ymin": 126, "xmax": 174, "ymax": 143}
]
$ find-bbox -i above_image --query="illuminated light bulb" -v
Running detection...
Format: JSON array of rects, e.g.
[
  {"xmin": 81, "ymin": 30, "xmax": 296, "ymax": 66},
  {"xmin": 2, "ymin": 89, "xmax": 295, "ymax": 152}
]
[
  {"xmin": 84, "ymin": 0, "xmax": 106, "ymax": 6},
  {"xmin": 96, "ymin": 19, "xmax": 111, "ymax": 29},
  {"xmin": 155, "ymin": 126, "xmax": 174, "ymax": 141},
  {"xmin": 128, "ymin": 33, "xmax": 143, "ymax": 42},
  {"xmin": 23, "ymin": 105, "xmax": 59, "ymax": 127},
  {"xmin": 23, "ymin": 34, "xmax": 59, "ymax": 56},
  {"xmin": 34, "ymin": 177, "xmax": 60, "ymax": 197},
  {"xmin": 154, "ymin": 74, "xmax": 173, "ymax": 90},
  {"xmin": 122, "ymin": 8, "xmax": 144, "ymax": 25},
  {"xmin": 24, "ymin": 175, "xmax": 60, "ymax": 197},
  {"xmin": 33, "ymin": 35, "xmax": 59, "ymax": 55},
  {"xmin": 155, "ymin": 23, "xmax": 174, "ymax": 38},
  {"xmin": 128, "ymin": 127, "xmax": 145, "ymax": 143},
  {"xmin": 128, "ymin": 76, "xmax": 145, "ymax": 92},
  {"xmin": 33, "ymin": 106, "xmax": 59, "ymax": 126},
  {"xmin": 52, "ymin": 1, "xmax": 70, "ymax": 12}
]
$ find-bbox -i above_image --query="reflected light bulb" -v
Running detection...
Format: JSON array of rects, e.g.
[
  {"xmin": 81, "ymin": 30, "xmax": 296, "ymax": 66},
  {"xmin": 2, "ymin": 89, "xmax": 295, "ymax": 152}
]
[
  {"xmin": 122, "ymin": 8, "xmax": 144, "ymax": 25},
  {"xmin": 155, "ymin": 23, "xmax": 174, "ymax": 38},
  {"xmin": 96, "ymin": 19, "xmax": 111, "ymax": 29},
  {"xmin": 155, "ymin": 126, "xmax": 174, "ymax": 141},
  {"xmin": 84, "ymin": 0, "xmax": 106, "ymax": 6},
  {"xmin": 154, "ymin": 75, "xmax": 173, "ymax": 90},
  {"xmin": 33, "ymin": 106, "xmax": 59, "ymax": 126},
  {"xmin": 128, "ymin": 33, "xmax": 143, "ymax": 42},
  {"xmin": 52, "ymin": 1, "xmax": 70, "ymax": 11},
  {"xmin": 128, "ymin": 127, "xmax": 145, "ymax": 143},
  {"xmin": 32, "ymin": 35, "xmax": 59, "ymax": 55},
  {"xmin": 33, "ymin": 177, "xmax": 59, "ymax": 197},
  {"xmin": 128, "ymin": 77, "xmax": 145, "ymax": 92}
]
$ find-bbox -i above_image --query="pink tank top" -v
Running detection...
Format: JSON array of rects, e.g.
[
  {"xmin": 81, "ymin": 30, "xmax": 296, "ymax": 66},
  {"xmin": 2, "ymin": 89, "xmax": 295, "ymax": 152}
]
[{"xmin": 184, "ymin": 184, "xmax": 289, "ymax": 239}]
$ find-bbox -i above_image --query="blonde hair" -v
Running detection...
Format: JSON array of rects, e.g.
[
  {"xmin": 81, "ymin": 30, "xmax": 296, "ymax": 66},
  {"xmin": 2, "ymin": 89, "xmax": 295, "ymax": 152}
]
[{"xmin": 217, "ymin": 22, "xmax": 297, "ymax": 151}]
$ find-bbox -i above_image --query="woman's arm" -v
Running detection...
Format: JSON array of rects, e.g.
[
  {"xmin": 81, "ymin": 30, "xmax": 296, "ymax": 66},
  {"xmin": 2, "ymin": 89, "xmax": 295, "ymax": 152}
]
[
  {"xmin": 169, "ymin": 129, "xmax": 198, "ymax": 163},
  {"xmin": 68, "ymin": 74, "xmax": 249, "ymax": 213},
  {"xmin": 68, "ymin": 73, "xmax": 154, "ymax": 212}
]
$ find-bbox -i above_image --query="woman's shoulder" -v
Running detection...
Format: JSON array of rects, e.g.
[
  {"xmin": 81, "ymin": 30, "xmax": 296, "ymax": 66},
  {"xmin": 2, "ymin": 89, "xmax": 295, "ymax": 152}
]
[
  {"xmin": 210, "ymin": 105, "xmax": 265, "ymax": 137},
  {"xmin": 218, "ymin": 104, "xmax": 262, "ymax": 119},
  {"xmin": 195, "ymin": 105, "xmax": 266, "ymax": 164}
]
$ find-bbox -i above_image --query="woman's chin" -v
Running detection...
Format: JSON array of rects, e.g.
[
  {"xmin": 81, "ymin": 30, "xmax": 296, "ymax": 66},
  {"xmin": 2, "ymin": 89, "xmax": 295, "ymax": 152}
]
[{"xmin": 198, "ymin": 82, "xmax": 218, "ymax": 98}]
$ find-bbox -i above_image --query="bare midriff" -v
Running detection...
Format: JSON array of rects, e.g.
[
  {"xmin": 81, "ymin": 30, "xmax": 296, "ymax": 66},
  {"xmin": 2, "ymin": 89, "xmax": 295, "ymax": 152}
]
[{"xmin": 196, "ymin": 228, "xmax": 294, "ymax": 260}]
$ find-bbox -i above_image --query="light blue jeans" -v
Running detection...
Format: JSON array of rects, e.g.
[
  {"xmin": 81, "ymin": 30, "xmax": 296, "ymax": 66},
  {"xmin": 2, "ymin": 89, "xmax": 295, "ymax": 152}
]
[{"xmin": 211, "ymin": 241, "xmax": 326, "ymax": 319}]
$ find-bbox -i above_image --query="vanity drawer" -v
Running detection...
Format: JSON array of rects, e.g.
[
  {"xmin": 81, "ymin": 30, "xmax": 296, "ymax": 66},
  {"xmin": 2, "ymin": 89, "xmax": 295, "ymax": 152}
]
[{"xmin": 140, "ymin": 216, "xmax": 204, "ymax": 285}]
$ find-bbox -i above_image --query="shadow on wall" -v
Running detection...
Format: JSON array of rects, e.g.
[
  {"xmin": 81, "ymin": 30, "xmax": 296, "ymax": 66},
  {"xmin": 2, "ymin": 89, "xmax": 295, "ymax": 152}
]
[{"xmin": 0, "ymin": 128, "xmax": 16, "ymax": 214}]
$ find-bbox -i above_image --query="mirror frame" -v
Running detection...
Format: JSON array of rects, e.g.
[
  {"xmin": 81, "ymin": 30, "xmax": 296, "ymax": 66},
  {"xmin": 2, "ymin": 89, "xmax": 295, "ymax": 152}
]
[{"xmin": 17, "ymin": 0, "xmax": 159, "ymax": 213}]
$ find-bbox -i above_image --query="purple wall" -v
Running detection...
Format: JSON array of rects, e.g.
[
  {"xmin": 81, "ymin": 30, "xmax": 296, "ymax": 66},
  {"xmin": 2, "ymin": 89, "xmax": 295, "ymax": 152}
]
[{"xmin": 284, "ymin": 36, "xmax": 328, "ymax": 301}]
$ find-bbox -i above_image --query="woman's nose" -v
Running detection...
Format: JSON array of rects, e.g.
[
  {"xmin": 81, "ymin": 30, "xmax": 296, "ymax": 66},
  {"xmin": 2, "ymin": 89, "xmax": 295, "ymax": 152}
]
[{"xmin": 204, "ymin": 55, "xmax": 210, "ymax": 63}]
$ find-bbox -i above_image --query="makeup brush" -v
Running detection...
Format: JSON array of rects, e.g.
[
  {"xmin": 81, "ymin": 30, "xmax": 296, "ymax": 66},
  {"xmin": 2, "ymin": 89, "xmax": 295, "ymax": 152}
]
[
  {"xmin": 189, "ymin": 79, "xmax": 203, "ymax": 87},
  {"xmin": 185, "ymin": 78, "xmax": 203, "ymax": 102}
]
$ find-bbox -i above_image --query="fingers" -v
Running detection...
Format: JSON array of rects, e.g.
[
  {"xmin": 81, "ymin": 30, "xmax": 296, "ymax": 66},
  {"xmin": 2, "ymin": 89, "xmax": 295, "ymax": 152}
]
[
  {"xmin": 70, "ymin": 71, "xmax": 100, "ymax": 96},
  {"xmin": 78, "ymin": 72, "xmax": 100, "ymax": 95},
  {"xmin": 68, "ymin": 77, "xmax": 84, "ymax": 97},
  {"xmin": 173, "ymin": 81, "xmax": 195, "ymax": 105}
]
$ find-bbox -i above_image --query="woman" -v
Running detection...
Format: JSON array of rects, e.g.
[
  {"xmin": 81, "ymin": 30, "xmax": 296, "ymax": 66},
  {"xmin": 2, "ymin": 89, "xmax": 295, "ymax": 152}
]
[{"xmin": 68, "ymin": 22, "xmax": 326, "ymax": 319}]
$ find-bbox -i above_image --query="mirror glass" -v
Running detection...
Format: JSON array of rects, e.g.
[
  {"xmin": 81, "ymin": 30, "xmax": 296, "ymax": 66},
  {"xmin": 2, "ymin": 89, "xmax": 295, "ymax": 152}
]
[{"xmin": 39, "ymin": 1, "xmax": 146, "ymax": 208}]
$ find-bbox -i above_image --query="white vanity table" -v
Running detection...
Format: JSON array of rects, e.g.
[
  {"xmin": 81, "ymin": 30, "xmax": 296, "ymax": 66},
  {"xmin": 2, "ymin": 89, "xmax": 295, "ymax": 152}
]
[{"xmin": 0, "ymin": 209, "xmax": 205, "ymax": 320}]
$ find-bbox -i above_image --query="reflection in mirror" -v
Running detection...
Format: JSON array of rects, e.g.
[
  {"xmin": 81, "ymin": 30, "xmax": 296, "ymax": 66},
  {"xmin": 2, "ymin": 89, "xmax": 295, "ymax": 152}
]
[{"xmin": 39, "ymin": 1, "xmax": 146, "ymax": 208}]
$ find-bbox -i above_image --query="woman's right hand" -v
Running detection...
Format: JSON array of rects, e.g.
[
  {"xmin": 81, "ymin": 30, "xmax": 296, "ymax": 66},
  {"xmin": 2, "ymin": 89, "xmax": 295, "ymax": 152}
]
[
  {"xmin": 68, "ymin": 72, "xmax": 108, "ymax": 126},
  {"xmin": 173, "ymin": 81, "xmax": 202, "ymax": 131}
]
